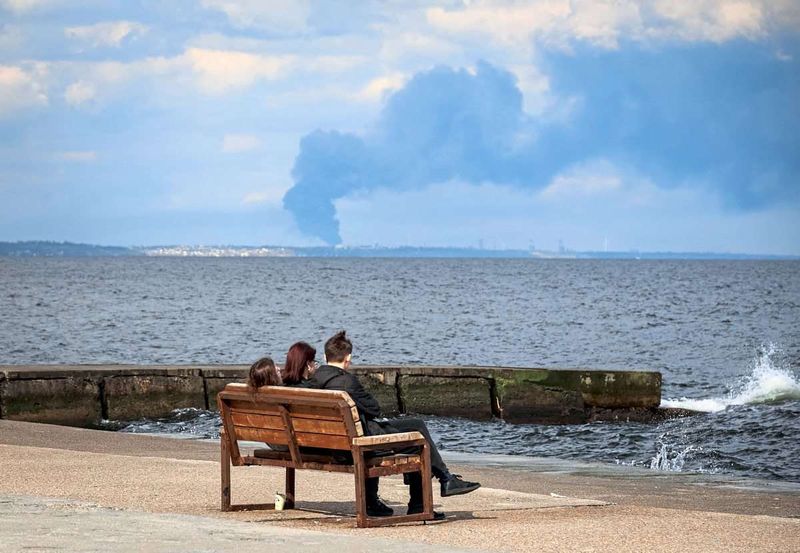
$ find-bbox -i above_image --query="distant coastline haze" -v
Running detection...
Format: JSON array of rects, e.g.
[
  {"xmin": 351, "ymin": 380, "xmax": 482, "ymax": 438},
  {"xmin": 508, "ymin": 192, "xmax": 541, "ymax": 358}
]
[{"xmin": 0, "ymin": 241, "xmax": 796, "ymax": 260}]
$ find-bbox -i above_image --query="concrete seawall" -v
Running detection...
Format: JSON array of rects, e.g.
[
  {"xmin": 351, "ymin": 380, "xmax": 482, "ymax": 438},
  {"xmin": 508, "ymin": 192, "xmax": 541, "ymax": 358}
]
[{"xmin": 0, "ymin": 365, "xmax": 672, "ymax": 427}]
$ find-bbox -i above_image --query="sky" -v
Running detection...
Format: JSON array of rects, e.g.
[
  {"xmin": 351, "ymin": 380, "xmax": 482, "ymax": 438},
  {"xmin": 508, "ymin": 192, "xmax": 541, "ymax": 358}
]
[{"xmin": 0, "ymin": 0, "xmax": 798, "ymax": 254}]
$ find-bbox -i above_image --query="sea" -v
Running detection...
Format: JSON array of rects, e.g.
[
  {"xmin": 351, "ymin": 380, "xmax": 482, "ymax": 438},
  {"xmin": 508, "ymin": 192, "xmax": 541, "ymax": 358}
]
[{"xmin": 2, "ymin": 257, "xmax": 799, "ymax": 483}]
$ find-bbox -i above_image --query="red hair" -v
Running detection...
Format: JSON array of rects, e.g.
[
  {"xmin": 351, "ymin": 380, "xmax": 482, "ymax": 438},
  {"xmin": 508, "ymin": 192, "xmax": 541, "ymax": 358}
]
[{"xmin": 283, "ymin": 341, "xmax": 316, "ymax": 385}]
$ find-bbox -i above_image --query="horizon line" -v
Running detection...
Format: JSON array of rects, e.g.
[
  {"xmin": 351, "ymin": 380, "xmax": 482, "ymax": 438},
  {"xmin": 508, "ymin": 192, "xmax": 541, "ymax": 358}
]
[{"xmin": 1, "ymin": 240, "xmax": 798, "ymax": 259}]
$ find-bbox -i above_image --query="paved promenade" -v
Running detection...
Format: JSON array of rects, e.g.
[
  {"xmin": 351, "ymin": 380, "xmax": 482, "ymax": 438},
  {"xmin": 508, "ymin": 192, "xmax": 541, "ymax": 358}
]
[{"xmin": 0, "ymin": 420, "xmax": 798, "ymax": 552}]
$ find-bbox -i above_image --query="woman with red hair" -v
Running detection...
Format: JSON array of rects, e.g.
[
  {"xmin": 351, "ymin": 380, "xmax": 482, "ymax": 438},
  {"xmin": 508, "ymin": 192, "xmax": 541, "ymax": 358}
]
[{"xmin": 281, "ymin": 341, "xmax": 317, "ymax": 386}]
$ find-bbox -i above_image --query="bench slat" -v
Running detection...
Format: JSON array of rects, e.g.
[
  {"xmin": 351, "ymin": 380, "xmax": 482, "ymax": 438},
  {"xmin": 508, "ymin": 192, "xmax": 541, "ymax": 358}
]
[
  {"xmin": 228, "ymin": 400, "xmax": 359, "ymax": 424},
  {"xmin": 227, "ymin": 400, "xmax": 339, "ymax": 417},
  {"xmin": 231, "ymin": 412, "xmax": 350, "ymax": 436},
  {"xmin": 234, "ymin": 426, "xmax": 351, "ymax": 450}
]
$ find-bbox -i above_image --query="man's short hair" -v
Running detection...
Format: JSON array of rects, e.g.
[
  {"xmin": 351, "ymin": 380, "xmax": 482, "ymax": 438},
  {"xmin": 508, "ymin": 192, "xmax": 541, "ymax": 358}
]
[{"xmin": 325, "ymin": 330, "xmax": 352, "ymax": 363}]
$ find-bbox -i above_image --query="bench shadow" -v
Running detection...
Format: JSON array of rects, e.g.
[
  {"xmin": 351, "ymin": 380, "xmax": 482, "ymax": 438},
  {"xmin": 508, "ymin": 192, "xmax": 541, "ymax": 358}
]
[{"xmin": 235, "ymin": 502, "xmax": 493, "ymax": 526}]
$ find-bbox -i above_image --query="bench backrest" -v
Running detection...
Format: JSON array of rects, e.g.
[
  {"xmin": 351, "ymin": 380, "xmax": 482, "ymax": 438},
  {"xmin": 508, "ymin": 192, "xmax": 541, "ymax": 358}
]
[{"xmin": 217, "ymin": 383, "xmax": 364, "ymax": 464}]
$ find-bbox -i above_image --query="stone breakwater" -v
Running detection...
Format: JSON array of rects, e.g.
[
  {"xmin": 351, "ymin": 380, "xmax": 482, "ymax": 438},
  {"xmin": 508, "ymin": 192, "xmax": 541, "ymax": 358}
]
[{"xmin": 0, "ymin": 365, "xmax": 680, "ymax": 427}]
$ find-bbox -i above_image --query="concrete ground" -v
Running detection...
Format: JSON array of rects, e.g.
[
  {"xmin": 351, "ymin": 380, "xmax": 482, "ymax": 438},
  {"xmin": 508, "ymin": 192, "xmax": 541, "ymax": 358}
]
[{"xmin": 0, "ymin": 420, "xmax": 798, "ymax": 553}]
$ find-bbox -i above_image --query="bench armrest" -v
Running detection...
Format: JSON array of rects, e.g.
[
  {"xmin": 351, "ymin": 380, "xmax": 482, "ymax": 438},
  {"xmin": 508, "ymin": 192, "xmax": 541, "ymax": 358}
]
[{"xmin": 352, "ymin": 431, "xmax": 426, "ymax": 450}]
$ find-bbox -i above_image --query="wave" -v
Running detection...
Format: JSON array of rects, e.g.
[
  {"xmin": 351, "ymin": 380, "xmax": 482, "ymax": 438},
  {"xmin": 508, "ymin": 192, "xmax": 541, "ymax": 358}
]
[{"xmin": 661, "ymin": 343, "xmax": 800, "ymax": 413}]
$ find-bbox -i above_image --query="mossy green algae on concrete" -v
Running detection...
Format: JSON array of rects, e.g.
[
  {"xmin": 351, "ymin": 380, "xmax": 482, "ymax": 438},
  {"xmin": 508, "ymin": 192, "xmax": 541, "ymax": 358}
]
[
  {"xmin": 494, "ymin": 368, "xmax": 662, "ymax": 422},
  {"xmin": 494, "ymin": 369, "xmax": 585, "ymax": 423},
  {"xmin": 399, "ymin": 375, "xmax": 493, "ymax": 419},
  {"xmin": 579, "ymin": 371, "xmax": 661, "ymax": 408}
]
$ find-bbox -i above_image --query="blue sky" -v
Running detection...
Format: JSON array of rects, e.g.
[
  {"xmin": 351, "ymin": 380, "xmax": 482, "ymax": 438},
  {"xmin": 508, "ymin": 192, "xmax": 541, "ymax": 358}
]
[{"xmin": 1, "ymin": 0, "xmax": 798, "ymax": 253}]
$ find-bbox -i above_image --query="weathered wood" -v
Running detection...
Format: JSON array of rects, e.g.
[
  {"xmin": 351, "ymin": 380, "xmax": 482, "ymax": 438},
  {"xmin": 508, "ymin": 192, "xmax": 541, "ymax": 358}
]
[
  {"xmin": 228, "ymin": 400, "xmax": 345, "ymax": 421},
  {"xmin": 243, "ymin": 456, "xmax": 354, "ymax": 473},
  {"xmin": 231, "ymin": 412, "xmax": 350, "ymax": 435},
  {"xmin": 279, "ymin": 405, "xmax": 303, "ymax": 467},
  {"xmin": 352, "ymin": 432, "xmax": 425, "ymax": 447},
  {"xmin": 353, "ymin": 448, "xmax": 368, "ymax": 528},
  {"xmin": 366, "ymin": 462, "xmax": 424, "ymax": 478},
  {"xmin": 420, "ymin": 441, "xmax": 433, "ymax": 520},
  {"xmin": 217, "ymin": 395, "xmax": 241, "ymax": 465},
  {"xmin": 217, "ymin": 384, "xmax": 434, "ymax": 527},
  {"xmin": 234, "ymin": 426, "xmax": 351, "ymax": 450},
  {"xmin": 285, "ymin": 467, "xmax": 295, "ymax": 509},
  {"xmin": 220, "ymin": 430, "xmax": 231, "ymax": 511}
]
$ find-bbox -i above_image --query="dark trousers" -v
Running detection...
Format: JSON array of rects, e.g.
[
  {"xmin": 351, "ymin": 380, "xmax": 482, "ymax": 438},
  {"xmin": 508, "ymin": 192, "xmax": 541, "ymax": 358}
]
[
  {"xmin": 382, "ymin": 417, "xmax": 447, "ymax": 478},
  {"xmin": 365, "ymin": 417, "xmax": 448, "ymax": 507}
]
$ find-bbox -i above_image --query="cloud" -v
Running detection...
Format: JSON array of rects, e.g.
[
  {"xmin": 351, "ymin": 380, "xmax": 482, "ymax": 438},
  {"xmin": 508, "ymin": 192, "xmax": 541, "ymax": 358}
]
[
  {"xmin": 427, "ymin": 2, "xmax": 572, "ymax": 46},
  {"xmin": 183, "ymin": 48, "xmax": 293, "ymax": 94},
  {"xmin": 355, "ymin": 73, "xmax": 407, "ymax": 102},
  {"xmin": 0, "ymin": 0, "xmax": 62, "ymax": 13},
  {"xmin": 222, "ymin": 133, "xmax": 262, "ymax": 153},
  {"xmin": 426, "ymin": 0, "xmax": 799, "ymax": 49},
  {"xmin": 648, "ymin": 0, "xmax": 764, "ymax": 42},
  {"xmin": 43, "ymin": 48, "xmax": 295, "ymax": 106},
  {"xmin": 64, "ymin": 80, "xmax": 95, "ymax": 105},
  {"xmin": 283, "ymin": 43, "xmax": 799, "ymax": 244},
  {"xmin": 0, "ymin": 64, "xmax": 47, "ymax": 117},
  {"xmin": 200, "ymin": 0, "xmax": 310, "ymax": 33},
  {"xmin": 539, "ymin": 160, "xmax": 623, "ymax": 200},
  {"xmin": 54, "ymin": 150, "xmax": 96, "ymax": 162},
  {"xmin": 241, "ymin": 190, "xmax": 281, "ymax": 205},
  {"xmin": 64, "ymin": 21, "xmax": 148, "ymax": 48}
]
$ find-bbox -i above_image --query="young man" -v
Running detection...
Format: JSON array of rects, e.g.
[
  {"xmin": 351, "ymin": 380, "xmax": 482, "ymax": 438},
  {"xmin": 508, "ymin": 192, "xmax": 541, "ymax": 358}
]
[{"xmin": 304, "ymin": 330, "xmax": 481, "ymax": 519}]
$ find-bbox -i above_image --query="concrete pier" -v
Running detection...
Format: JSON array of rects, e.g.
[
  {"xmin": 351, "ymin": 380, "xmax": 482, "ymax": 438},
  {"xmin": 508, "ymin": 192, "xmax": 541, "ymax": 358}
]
[{"xmin": 0, "ymin": 364, "xmax": 668, "ymax": 426}]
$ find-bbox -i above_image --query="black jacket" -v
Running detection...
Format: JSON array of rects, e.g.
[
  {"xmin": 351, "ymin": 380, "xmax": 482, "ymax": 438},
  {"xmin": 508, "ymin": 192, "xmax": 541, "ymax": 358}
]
[{"xmin": 304, "ymin": 364, "xmax": 391, "ymax": 436}]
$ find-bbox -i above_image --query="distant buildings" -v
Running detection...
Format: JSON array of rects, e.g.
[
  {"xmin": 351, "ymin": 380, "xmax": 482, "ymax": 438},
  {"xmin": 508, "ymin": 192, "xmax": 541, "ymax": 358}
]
[{"xmin": 141, "ymin": 246, "xmax": 293, "ymax": 257}]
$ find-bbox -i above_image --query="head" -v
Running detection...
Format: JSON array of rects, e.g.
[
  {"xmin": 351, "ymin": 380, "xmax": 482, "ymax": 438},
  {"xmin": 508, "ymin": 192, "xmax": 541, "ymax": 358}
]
[
  {"xmin": 324, "ymin": 330, "xmax": 353, "ymax": 368},
  {"xmin": 283, "ymin": 341, "xmax": 317, "ymax": 385},
  {"xmin": 247, "ymin": 357, "xmax": 281, "ymax": 389}
]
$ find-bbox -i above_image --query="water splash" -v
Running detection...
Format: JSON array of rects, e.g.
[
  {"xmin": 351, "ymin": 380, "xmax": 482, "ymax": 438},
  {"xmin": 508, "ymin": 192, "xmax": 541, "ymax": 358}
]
[
  {"xmin": 649, "ymin": 441, "xmax": 698, "ymax": 472},
  {"xmin": 112, "ymin": 407, "xmax": 221, "ymax": 439},
  {"xmin": 662, "ymin": 343, "xmax": 800, "ymax": 413}
]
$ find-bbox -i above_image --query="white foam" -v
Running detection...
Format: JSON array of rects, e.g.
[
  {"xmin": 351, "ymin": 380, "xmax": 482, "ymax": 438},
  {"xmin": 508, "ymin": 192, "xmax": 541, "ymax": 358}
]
[
  {"xmin": 649, "ymin": 442, "xmax": 697, "ymax": 472},
  {"xmin": 661, "ymin": 343, "xmax": 800, "ymax": 413}
]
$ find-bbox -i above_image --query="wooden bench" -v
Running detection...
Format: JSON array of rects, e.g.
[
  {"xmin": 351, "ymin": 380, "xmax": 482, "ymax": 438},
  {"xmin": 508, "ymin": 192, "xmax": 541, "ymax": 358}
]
[{"xmin": 217, "ymin": 383, "xmax": 434, "ymax": 527}]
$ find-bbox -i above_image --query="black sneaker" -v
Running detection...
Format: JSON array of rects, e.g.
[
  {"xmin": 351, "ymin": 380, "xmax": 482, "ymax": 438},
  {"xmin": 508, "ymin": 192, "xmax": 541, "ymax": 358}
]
[
  {"xmin": 366, "ymin": 498, "xmax": 394, "ymax": 517},
  {"xmin": 440, "ymin": 474, "xmax": 481, "ymax": 497},
  {"xmin": 407, "ymin": 504, "xmax": 446, "ymax": 521}
]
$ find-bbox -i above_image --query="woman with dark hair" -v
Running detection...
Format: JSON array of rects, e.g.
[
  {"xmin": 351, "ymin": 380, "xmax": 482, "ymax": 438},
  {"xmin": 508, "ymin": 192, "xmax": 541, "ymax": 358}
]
[
  {"xmin": 246, "ymin": 356, "xmax": 286, "ymax": 452},
  {"xmin": 247, "ymin": 357, "xmax": 281, "ymax": 389},
  {"xmin": 282, "ymin": 341, "xmax": 317, "ymax": 386}
]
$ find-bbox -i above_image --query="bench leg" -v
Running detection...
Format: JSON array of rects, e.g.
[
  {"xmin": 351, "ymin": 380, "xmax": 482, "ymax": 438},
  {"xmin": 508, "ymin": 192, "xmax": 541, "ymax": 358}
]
[
  {"xmin": 285, "ymin": 468, "xmax": 296, "ymax": 509},
  {"xmin": 353, "ymin": 452, "xmax": 368, "ymax": 528},
  {"xmin": 221, "ymin": 437, "xmax": 231, "ymax": 511},
  {"xmin": 421, "ymin": 441, "xmax": 433, "ymax": 519}
]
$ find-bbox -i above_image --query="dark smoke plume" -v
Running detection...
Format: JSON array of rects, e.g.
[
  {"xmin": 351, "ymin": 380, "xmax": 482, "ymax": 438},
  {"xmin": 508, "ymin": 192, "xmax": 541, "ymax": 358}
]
[{"xmin": 284, "ymin": 44, "xmax": 799, "ymax": 244}]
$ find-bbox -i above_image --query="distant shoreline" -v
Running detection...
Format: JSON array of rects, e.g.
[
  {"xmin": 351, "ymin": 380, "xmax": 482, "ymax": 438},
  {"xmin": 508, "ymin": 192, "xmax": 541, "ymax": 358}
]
[{"xmin": 0, "ymin": 240, "xmax": 797, "ymax": 260}]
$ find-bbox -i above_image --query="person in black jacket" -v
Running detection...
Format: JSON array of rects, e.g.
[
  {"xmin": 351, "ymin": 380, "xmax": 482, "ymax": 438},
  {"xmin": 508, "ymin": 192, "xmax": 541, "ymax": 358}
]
[{"xmin": 304, "ymin": 330, "xmax": 481, "ymax": 520}]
